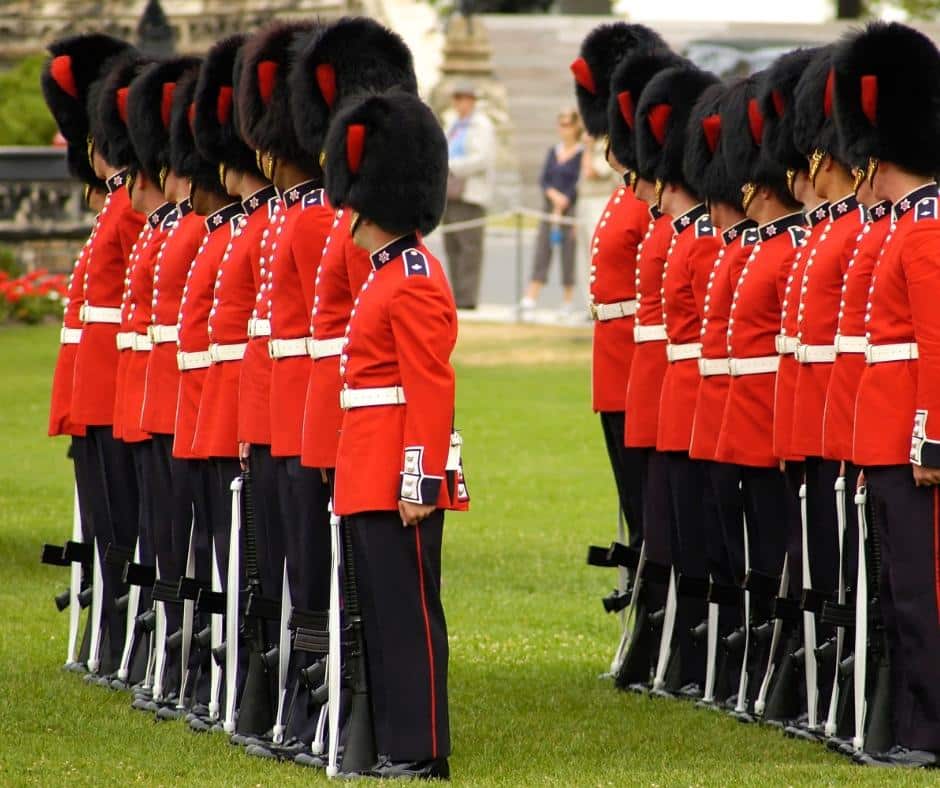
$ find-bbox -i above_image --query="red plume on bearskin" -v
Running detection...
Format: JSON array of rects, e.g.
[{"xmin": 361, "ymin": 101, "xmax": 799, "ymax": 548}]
[
  {"xmin": 647, "ymin": 103, "xmax": 671, "ymax": 145},
  {"xmin": 702, "ymin": 114, "xmax": 721, "ymax": 154},
  {"xmin": 771, "ymin": 89, "xmax": 785, "ymax": 118},
  {"xmin": 757, "ymin": 47, "xmax": 818, "ymax": 174},
  {"xmin": 50, "ymin": 56, "xmax": 78, "ymax": 98},
  {"xmin": 684, "ymin": 83, "xmax": 744, "ymax": 209},
  {"xmin": 573, "ymin": 23, "xmax": 668, "ymax": 137},
  {"xmin": 823, "ymin": 68, "xmax": 834, "ymax": 117},
  {"xmin": 161, "ymin": 82, "xmax": 176, "ymax": 128},
  {"xmin": 617, "ymin": 91, "xmax": 634, "ymax": 128},
  {"xmin": 216, "ymin": 86, "xmax": 232, "ymax": 124},
  {"xmin": 289, "ymin": 17, "xmax": 418, "ymax": 166},
  {"xmin": 346, "ymin": 123, "xmax": 365, "ymax": 173},
  {"xmin": 570, "ymin": 57, "xmax": 595, "ymax": 94},
  {"xmin": 170, "ymin": 67, "xmax": 226, "ymax": 195},
  {"xmin": 747, "ymin": 99, "xmax": 763, "ymax": 144},
  {"xmin": 792, "ymin": 47, "xmax": 843, "ymax": 160},
  {"xmin": 257, "ymin": 60, "xmax": 278, "ymax": 104},
  {"xmin": 833, "ymin": 22, "xmax": 940, "ymax": 175},
  {"xmin": 91, "ymin": 53, "xmax": 150, "ymax": 169}
]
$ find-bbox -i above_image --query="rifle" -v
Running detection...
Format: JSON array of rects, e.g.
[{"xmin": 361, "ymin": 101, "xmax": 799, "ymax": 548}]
[
  {"xmin": 650, "ymin": 567, "xmax": 678, "ymax": 696},
  {"xmin": 586, "ymin": 509, "xmax": 634, "ymax": 674},
  {"xmin": 223, "ymin": 476, "xmax": 243, "ymax": 734}
]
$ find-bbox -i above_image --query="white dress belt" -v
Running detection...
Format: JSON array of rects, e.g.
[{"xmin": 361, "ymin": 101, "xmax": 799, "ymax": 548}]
[
  {"xmin": 666, "ymin": 342, "xmax": 702, "ymax": 363},
  {"xmin": 307, "ymin": 336, "xmax": 345, "ymax": 359},
  {"xmin": 80, "ymin": 304, "xmax": 122, "ymax": 324},
  {"xmin": 268, "ymin": 337, "xmax": 309, "ymax": 359},
  {"xmin": 698, "ymin": 357, "xmax": 730, "ymax": 376},
  {"xmin": 591, "ymin": 299, "xmax": 638, "ymax": 322},
  {"xmin": 834, "ymin": 334, "xmax": 868, "ymax": 354},
  {"xmin": 116, "ymin": 331, "xmax": 135, "ymax": 351},
  {"xmin": 247, "ymin": 317, "xmax": 271, "ymax": 338},
  {"xmin": 209, "ymin": 342, "xmax": 247, "ymax": 363},
  {"xmin": 774, "ymin": 334, "xmax": 799, "ymax": 355},
  {"xmin": 148, "ymin": 324, "xmax": 179, "ymax": 344},
  {"xmin": 340, "ymin": 386, "xmax": 406, "ymax": 409},
  {"xmin": 60, "ymin": 327, "xmax": 82, "ymax": 344},
  {"xmin": 865, "ymin": 342, "xmax": 919, "ymax": 364},
  {"xmin": 177, "ymin": 350, "xmax": 212, "ymax": 371},
  {"xmin": 131, "ymin": 333, "xmax": 152, "ymax": 352},
  {"xmin": 729, "ymin": 356, "xmax": 780, "ymax": 376},
  {"xmin": 795, "ymin": 343, "xmax": 837, "ymax": 363},
  {"xmin": 634, "ymin": 324, "xmax": 668, "ymax": 343}
]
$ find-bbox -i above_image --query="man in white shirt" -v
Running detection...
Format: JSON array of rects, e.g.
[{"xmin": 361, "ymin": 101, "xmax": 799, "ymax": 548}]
[{"xmin": 442, "ymin": 83, "xmax": 496, "ymax": 309}]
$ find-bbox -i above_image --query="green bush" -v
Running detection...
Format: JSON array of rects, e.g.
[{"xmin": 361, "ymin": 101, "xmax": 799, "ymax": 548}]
[{"xmin": 0, "ymin": 54, "xmax": 57, "ymax": 146}]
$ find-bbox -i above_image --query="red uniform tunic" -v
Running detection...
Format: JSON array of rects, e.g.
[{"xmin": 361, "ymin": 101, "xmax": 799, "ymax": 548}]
[
  {"xmin": 267, "ymin": 182, "xmax": 334, "ymax": 458},
  {"xmin": 333, "ymin": 235, "xmax": 468, "ymax": 515},
  {"xmin": 192, "ymin": 186, "xmax": 277, "ymax": 458},
  {"xmin": 173, "ymin": 203, "xmax": 243, "ymax": 460},
  {"xmin": 71, "ymin": 173, "xmax": 145, "ymax": 426},
  {"xmin": 656, "ymin": 205, "xmax": 721, "ymax": 452},
  {"xmin": 689, "ymin": 221, "xmax": 759, "ymax": 460},
  {"xmin": 624, "ymin": 208, "xmax": 673, "ymax": 448},
  {"xmin": 716, "ymin": 212, "xmax": 806, "ymax": 467},
  {"xmin": 237, "ymin": 195, "xmax": 282, "ymax": 447},
  {"xmin": 822, "ymin": 202, "xmax": 892, "ymax": 461},
  {"xmin": 49, "ymin": 224, "xmax": 95, "ymax": 437},
  {"xmin": 301, "ymin": 208, "xmax": 374, "ymax": 469},
  {"xmin": 772, "ymin": 204, "xmax": 829, "ymax": 461},
  {"xmin": 790, "ymin": 195, "xmax": 866, "ymax": 458},
  {"xmin": 855, "ymin": 185, "xmax": 940, "ymax": 467},
  {"xmin": 140, "ymin": 201, "xmax": 205, "ymax": 435},
  {"xmin": 589, "ymin": 184, "xmax": 647, "ymax": 412},
  {"xmin": 119, "ymin": 203, "xmax": 176, "ymax": 443},
  {"xmin": 111, "ymin": 222, "xmax": 151, "ymax": 441}
]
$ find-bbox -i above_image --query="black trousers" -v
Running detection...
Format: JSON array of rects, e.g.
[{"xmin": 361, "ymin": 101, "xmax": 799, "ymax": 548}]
[
  {"xmin": 663, "ymin": 452, "xmax": 708, "ymax": 686},
  {"xmin": 783, "ymin": 461, "xmax": 806, "ymax": 598},
  {"xmin": 248, "ymin": 444, "xmax": 283, "ymax": 601},
  {"xmin": 804, "ymin": 457, "xmax": 841, "ymax": 598},
  {"xmin": 866, "ymin": 466, "xmax": 940, "ymax": 752},
  {"xmin": 702, "ymin": 462, "xmax": 743, "ymax": 645},
  {"xmin": 349, "ymin": 510, "xmax": 450, "ymax": 761},
  {"xmin": 184, "ymin": 459, "xmax": 214, "ymax": 703},
  {"xmin": 206, "ymin": 458, "xmax": 242, "ymax": 590},
  {"xmin": 599, "ymin": 412, "xmax": 647, "ymax": 549},
  {"xmin": 85, "ymin": 426, "xmax": 139, "ymax": 670}
]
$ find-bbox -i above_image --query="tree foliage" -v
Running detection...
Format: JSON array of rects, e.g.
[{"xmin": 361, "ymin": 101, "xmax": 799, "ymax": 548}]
[{"xmin": 0, "ymin": 54, "xmax": 57, "ymax": 146}]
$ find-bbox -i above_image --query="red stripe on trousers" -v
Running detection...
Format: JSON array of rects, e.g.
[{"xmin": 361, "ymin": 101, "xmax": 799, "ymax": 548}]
[
  {"xmin": 934, "ymin": 487, "xmax": 940, "ymax": 627},
  {"xmin": 414, "ymin": 525, "xmax": 438, "ymax": 759}
]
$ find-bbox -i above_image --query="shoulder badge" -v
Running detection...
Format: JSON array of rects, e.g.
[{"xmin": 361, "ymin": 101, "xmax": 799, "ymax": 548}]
[
  {"xmin": 914, "ymin": 197, "xmax": 938, "ymax": 222},
  {"xmin": 302, "ymin": 189, "xmax": 325, "ymax": 209},
  {"xmin": 162, "ymin": 209, "xmax": 179, "ymax": 231},
  {"xmin": 788, "ymin": 226, "xmax": 807, "ymax": 247},
  {"xmin": 403, "ymin": 248, "xmax": 430, "ymax": 278},
  {"xmin": 741, "ymin": 227, "xmax": 760, "ymax": 247},
  {"xmin": 694, "ymin": 214, "xmax": 715, "ymax": 238}
]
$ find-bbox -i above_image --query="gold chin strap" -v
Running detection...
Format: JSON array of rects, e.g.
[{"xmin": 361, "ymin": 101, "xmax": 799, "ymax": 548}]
[
  {"xmin": 159, "ymin": 166, "xmax": 169, "ymax": 192},
  {"xmin": 866, "ymin": 156, "xmax": 880, "ymax": 190},
  {"xmin": 264, "ymin": 153, "xmax": 276, "ymax": 181},
  {"xmin": 742, "ymin": 182, "xmax": 758, "ymax": 213},
  {"xmin": 785, "ymin": 168, "xmax": 798, "ymax": 199},
  {"xmin": 126, "ymin": 171, "xmax": 136, "ymax": 197},
  {"xmin": 255, "ymin": 149, "xmax": 264, "ymax": 172},
  {"xmin": 218, "ymin": 163, "xmax": 227, "ymax": 189},
  {"xmin": 86, "ymin": 134, "xmax": 95, "ymax": 168},
  {"xmin": 349, "ymin": 210, "xmax": 361, "ymax": 237},
  {"xmin": 654, "ymin": 178, "xmax": 665, "ymax": 209},
  {"xmin": 808, "ymin": 149, "xmax": 826, "ymax": 186},
  {"xmin": 319, "ymin": 150, "xmax": 326, "ymax": 169},
  {"xmin": 851, "ymin": 166, "xmax": 866, "ymax": 195},
  {"xmin": 82, "ymin": 184, "xmax": 92, "ymax": 208},
  {"xmin": 627, "ymin": 170, "xmax": 638, "ymax": 190}
]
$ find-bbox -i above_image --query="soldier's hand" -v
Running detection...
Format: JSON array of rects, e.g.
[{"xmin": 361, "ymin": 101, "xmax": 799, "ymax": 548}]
[
  {"xmin": 399, "ymin": 501, "xmax": 436, "ymax": 527},
  {"xmin": 239, "ymin": 442, "xmax": 250, "ymax": 471},
  {"xmin": 856, "ymin": 468, "xmax": 866, "ymax": 491},
  {"xmin": 913, "ymin": 464, "xmax": 940, "ymax": 487}
]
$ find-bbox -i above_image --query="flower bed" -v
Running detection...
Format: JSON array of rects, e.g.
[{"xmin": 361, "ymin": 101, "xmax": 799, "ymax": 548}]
[{"xmin": 0, "ymin": 269, "xmax": 68, "ymax": 324}]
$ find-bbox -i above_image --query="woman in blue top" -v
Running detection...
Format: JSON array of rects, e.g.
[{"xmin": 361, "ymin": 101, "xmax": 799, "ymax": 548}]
[{"xmin": 520, "ymin": 107, "xmax": 584, "ymax": 318}]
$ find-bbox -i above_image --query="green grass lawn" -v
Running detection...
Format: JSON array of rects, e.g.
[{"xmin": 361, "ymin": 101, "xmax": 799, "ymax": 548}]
[{"xmin": 0, "ymin": 323, "xmax": 932, "ymax": 786}]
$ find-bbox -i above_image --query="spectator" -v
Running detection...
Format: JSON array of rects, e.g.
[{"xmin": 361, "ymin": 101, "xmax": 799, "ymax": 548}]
[
  {"xmin": 520, "ymin": 107, "xmax": 584, "ymax": 318},
  {"xmin": 442, "ymin": 82, "xmax": 496, "ymax": 310}
]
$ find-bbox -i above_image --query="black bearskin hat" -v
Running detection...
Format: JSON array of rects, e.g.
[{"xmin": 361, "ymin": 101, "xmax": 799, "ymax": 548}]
[
  {"xmin": 634, "ymin": 64, "xmax": 719, "ymax": 190},
  {"xmin": 792, "ymin": 46, "xmax": 843, "ymax": 161},
  {"xmin": 193, "ymin": 35, "xmax": 259, "ymax": 175},
  {"xmin": 324, "ymin": 90, "xmax": 447, "ymax": 237},
  {"xmin": 90, "ymin": 53, "xmax": 151, "ymax": 169},
  {"xmin": 722, "ymin": 73, "xmax": 792, "ymax": 203},
  {"xmin": 607, "ymin": 49, "xmax": 684, "ymax": 175},
  {"xmin": 128, "ymin": 57, "xmax": 202, "ymax": 185},
  {"xmin": 757, "ymin": 47, "xmax": 818, "ymax": 175},
  {"xmin": 170, "ymin": 64, "xmax": 226, "ymax": 197},
  {"xmin": 237, "ymin": 21, "xmax": 321, "ymax": 172},
  {"xmin": 833, "ymin": 21, "xmax": 940, "ymax": 176},
  {"xmin": 66, "ymin": 140, "xmax": 105, "ymax": 190},
  {"xmin": 683, "ymin": 83, "xmax": 742, "ymax": 209},
  {"xmin": 571, "ymin": 23, "xmax": 668, "ymax": 137},
  {"xmin": 41, "ymin": 34, "xmax": 135, "ymax": 144},
  {"xmin": 290, "ymin": 17, "xmax": 417, "ymax": 161}
]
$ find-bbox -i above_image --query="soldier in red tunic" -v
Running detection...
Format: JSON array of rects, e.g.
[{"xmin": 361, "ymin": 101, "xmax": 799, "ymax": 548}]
[
  {"xmin": 569, "ymin": 23, "xmax": 667, "ymax": 559},
  {"xmin": 684, "ymin": 82, "xmax": 760, "ymax": 706},
  {"xmin": 785, "ymin": 46, "xmax": 871, "ymax": 738},
  {"xmin": 713, "ymin": 74, "xmax": 807, "ymax": 719},
  {"xmin": 606, "ymin": 48, "xmax": 682, "ymax": 690},
  {"xmin": 833, "ymin": 22, "xmax": 940, "ymax": 768},
  {"xmin": 326, "ymin": 90, "xmax": 468, "ymax": 781},
  {"xmin": 633, "ymin": 64, "xmax": 722, "ymax": 698}
]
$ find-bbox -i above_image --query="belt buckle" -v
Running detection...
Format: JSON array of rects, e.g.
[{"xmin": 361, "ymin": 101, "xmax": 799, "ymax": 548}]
[
  {"xmin": 864, "ymin": 345, "xmax": 874, "ymax": 364},
  {"xmin": 147, "ymin": 325, "xmax": 156, "ymax": 342},
  {"xmin": 267, "ymin": 339, "xmax": 277, "ymax": 360},
  {"xmin": 306, "ymin": 337, "xmax": 315, "ymax": 357},
  {"xmin": 176, "ymin": 351, "xmax": 185, "ymax": 370},
  {"xmin": 589, "ymin": 303, "xmax": 599, "ymax": 321}
]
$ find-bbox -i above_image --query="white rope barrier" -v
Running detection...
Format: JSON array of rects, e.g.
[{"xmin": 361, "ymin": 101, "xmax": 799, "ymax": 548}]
[{"xmin": 433, "ymin": 206, "xmax": 588, "ymax": 234}]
